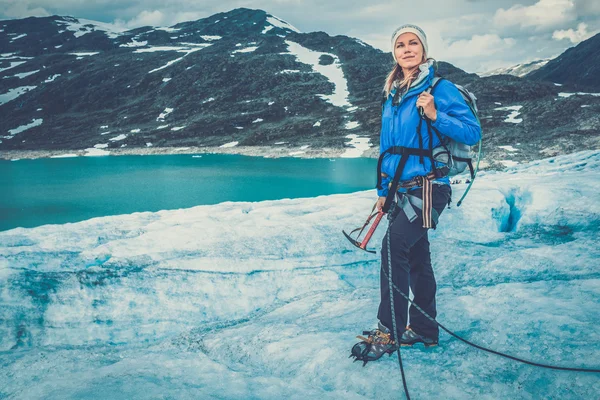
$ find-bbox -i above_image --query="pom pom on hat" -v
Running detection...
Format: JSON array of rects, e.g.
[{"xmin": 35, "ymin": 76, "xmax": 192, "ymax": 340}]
[{"xmin": 391, "ymin": 24, "xmax": 428, "ymax": 62}]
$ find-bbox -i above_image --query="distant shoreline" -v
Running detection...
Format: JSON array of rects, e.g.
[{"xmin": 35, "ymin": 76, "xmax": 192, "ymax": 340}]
[{"xmin": 0, "ymin": 145, "xmax": 380, "ymax": 161}]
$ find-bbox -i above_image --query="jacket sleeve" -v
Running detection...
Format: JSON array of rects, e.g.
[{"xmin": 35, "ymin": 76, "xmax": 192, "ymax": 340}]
[
  {"xmin": 431, "ymin": 81, "xmax": 481, "ymax": 146},
  {"xmin": 377, "ymin": 151, "xmax": 390, "ymax": 197}
]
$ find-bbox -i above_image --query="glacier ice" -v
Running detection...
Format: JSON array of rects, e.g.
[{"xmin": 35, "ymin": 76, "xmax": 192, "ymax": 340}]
[{"xmin": 0, "ymin": 151, "xmax": 599, "ymax": 399}]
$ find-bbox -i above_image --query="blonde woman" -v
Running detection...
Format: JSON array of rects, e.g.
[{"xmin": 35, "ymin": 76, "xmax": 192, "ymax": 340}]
[{"xmin": 351, "ymin": 24, "xmax": 481, "ymax": 364}]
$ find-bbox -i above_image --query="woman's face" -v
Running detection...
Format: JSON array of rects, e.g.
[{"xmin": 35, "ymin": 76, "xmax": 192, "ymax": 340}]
[{"xmin": 394, "ymin": 32, "xmax": 424, "ymax": 70}]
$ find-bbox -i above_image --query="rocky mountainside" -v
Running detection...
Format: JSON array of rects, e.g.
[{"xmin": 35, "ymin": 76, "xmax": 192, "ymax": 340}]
[
  {"xmin": 527, "ymin": 33, "xmax": 600, "ymax": 91},
  {"xmin": 1, "ymin": 8, "xmax": 599, "ymax": 167}
]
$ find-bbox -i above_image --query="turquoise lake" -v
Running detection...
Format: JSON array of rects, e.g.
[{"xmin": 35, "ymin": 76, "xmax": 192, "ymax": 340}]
[{"xmin": 0, "ymin": 154, "xmax": 377, "ymax": 231}]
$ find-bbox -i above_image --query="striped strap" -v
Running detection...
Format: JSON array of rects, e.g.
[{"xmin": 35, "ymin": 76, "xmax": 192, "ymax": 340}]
[{"xmin": 422, "ymin": 177, "xmax": 434, "ymax": 228}]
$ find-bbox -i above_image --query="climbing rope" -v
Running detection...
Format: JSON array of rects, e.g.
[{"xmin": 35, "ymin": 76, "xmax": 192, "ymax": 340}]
[{"xmin": 382, "ymin": 199, "xmax": 600, "ymax": 399}]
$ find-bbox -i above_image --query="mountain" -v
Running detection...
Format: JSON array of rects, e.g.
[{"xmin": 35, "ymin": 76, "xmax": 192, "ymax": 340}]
[
  {"xmin": 526, "ymin": 33, "xmax": 600, "ymax": 90},
  {"xmin": 1, "ymin": 9, "xmax": 599, "ymax": 166},
  {"xmin": 478, "ymin": 59, "xmax": 550, "ymax": 78}
]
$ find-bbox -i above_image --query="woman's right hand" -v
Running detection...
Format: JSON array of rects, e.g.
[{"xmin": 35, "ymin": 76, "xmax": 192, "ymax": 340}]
[{"xmin": 376, "ymin": 196, "xmax": 386, "ymax": 212}]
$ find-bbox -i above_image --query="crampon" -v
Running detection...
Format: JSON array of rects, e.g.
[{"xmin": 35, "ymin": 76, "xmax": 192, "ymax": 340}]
[{"xmin": 349, "ymin": 323, "xmax": 399, "ymax": 366}]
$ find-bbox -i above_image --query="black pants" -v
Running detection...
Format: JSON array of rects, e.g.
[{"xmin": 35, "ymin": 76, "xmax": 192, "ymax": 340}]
[{"xmin": 377, "ymin": 184, "xmax": 451, "ymax": 341}]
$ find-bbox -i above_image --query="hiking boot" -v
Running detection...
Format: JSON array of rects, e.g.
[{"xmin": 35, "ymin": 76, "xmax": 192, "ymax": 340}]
[
  {"xmin": 400, "ymin": 326, "xmax": 438, "ymax": 347},
  {"xmin": 350, "ymin": 322, "xmax": 399, "ymax": 366}
]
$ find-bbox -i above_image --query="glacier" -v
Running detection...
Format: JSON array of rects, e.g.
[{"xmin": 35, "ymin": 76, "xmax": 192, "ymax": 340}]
[{"xmin": 0, "ymin": 150, "xmax": 599, "ymax": 399}]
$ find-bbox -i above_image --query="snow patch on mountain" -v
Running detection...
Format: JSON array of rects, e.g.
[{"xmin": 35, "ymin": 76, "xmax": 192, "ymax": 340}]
[
  {"xmin": 6, "ymin": 119, "xmax": 43, "ymax": 137},
  {"xmin": 341, "ymin": 134, "xmax": 371, "ymax": 158},
  {"xmin": 284, "ymin": 40, "xmax": 352, "ymax": 108},
  {"xmin": 56, "ymin": 17, "xmax": 125, "ymax": 39},
  {"xmin": 0, "ymin": 86, "xmax": 37, "ymax": 105},
  {"xmin": 266, "ymin": 15, "xmax": 301, "ymax": 33},
  {"xmin": 494, "ymin": 105, "xmax": 523, "ymax": 123}
]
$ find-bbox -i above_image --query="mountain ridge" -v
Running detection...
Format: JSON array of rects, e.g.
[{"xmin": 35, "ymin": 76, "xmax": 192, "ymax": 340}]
[{"xmin": 1, "ymin": 9, "xmax": 599, "ymax": 167}]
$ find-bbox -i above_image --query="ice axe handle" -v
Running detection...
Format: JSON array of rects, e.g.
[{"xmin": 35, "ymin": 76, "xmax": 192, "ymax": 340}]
[{"xmin": 359, "ymin": 211, "xmax": 385, "ymax": 250}]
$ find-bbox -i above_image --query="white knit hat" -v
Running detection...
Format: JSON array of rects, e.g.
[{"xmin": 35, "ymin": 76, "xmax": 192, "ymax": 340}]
[{"xmin": 391, "ymin": 24, "xmax": 428, "ymax": 62}]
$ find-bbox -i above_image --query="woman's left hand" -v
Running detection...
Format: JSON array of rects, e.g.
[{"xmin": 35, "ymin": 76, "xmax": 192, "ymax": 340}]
[{"xmin": 416, "ymin": 92, "xmax": 437, "ymax": 122}]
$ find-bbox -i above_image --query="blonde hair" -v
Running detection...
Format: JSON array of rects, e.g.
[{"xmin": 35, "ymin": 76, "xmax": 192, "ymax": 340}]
[{"xmin": 383, "ymin": 51, "xmax": 429, "ymax": 97}]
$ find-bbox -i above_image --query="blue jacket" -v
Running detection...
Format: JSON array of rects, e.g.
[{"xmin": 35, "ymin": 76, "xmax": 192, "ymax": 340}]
[{"xmin": 377, "ymin": 67, "xmax": 481, "ymax": 197}]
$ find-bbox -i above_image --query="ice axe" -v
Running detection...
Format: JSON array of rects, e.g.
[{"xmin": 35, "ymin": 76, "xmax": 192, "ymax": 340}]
[{"xmin": 343, "ymin": 203, "xmax": 386, "ymax": 254}]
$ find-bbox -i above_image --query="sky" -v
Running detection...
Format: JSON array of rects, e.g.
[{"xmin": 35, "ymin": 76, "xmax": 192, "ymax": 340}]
[{"xmin": 1, "ymin": 0, "xmax": 600, "ymax": 73}]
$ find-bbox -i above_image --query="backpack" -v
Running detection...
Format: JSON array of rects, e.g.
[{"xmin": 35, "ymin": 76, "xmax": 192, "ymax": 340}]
[{"xmin": 427, "ymin": 77, "xmax": 483, "ymax": 206}]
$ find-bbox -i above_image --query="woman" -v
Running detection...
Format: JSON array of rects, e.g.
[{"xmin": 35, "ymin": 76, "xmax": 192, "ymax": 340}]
[{"xmin": 351, "ymin": 24, "xmax": 481, "ymax": 363}]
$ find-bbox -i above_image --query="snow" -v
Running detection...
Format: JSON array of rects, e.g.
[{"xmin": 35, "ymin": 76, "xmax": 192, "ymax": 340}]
[
  {"xmin": 278, "ymin": 69, "xmax": 300, "ymax": 74},
  {"xmin": 68, "ymin": 52, "xmax": 100, "ymax": 57},
  {"xmin": 146, "ymin": 143, "xmax": 153, "ymax": 147},
  {"xmin": 93, "ymin": 143, "xmax": 109, "ymax": 149},
  {"xmin": 9, "ymin": 33, "xmax": 27, "ymax": 41},
  {"xmin": 155, "ymin": 27, "xmax": 181, "ymax": 33},
  {"xmin": 157, "ymin": 125, "xmax": 169, "ymax": 129},
  {"xmin": 12, "ymin": 70, "xmax": 39, "ymax": 79},
  {"xmin": 284, "ymin": 40, "xmax": 352, "ymax": 108},
  {"xmin": 50, "ymin": 153, "xmax": 78, "ymax": 158},
  {"xmin": 145, "ymin": 45, "xmax": 211, "ymax": 73},
  {"xmin": 345, "ymin": 121, "xmax": 360, "ymax": 130},
  {"xmin": 262, "ymin": 25, "xmax": 274, "ymax": 34},
  {"xmin": 313, "ymin": 121, "xmax": 321, "ymax": 127},
  {"xmin": 252, "ymin": 118, "xmax": 264, "ymax": 123},
  {"xmin": 500, "ymin": 160, "xmax": 519, "ymax": 167},
  {"xmin": 135, "ymin": 45, "xmax": 191, "ymax": 53},
  {"xmin": 0, "ymin": 61, "xmax": 27, "ymax": 73},
  {"xmin": 83, "ymin": 148, "xmax": 110, "ymax": 156},
  {"xmin": 109, "ymin": 134, "xmax": 127, "ymax": 141},
  {"xmin": 300, "ymin": 145, "xmax": 310, "ymax": 150},
  {"xmin": 0, "ymin": 85, "xmax": 37, "ymax": 105},
  {"xmin": 162, "ymin": 78, "xmax": 171, "ymax": 82},
  {"xmin": 268, "ymin": 101, "xmax": 275, "ymax": 106},
  {"xmin": 494, "ymin": 105, "xmax": 523, "ymax": 124},
  {"xmin": 200, "ymin": 35, "xmax": 221, "ymax": 41},
  {"xmin": 120, "ymin": 40, "xmax": 148, "ymax": 48},
  {"xmin": 7, "ymin": 118, "xmax": 43, "ymax": 136},
  {"xmin": 341, "ymin": 134, "xmax": 372, "ymax": 158},
  {"xmin": 558, "ymin": 92, "xmax": 600, "ymax": 98},
  {"xmin": 233, "ymin": 46, "xmax": 259, "ymax": 54},
  {"xmin": 100, "ymin": 125, "xmax": 108, "ymax": 129},
  {"xmin": 499, "ymin": 145, "xmax": 518, "ymax": 152},
  {"xmin": 171, "ymin": 126, "xmax": 185, "ymax": 131},
  {"xmin": 57, "ymin": 17, "xmax": 125, "ymax": 39},
  {"xmin": 266, "ymin": 15, "xmax": 301, "ymax": 33},
  {"xmin": 288, "ymin": 150, "xmax": 306, "ymax": 156},
  {"xmin": 235, "ymin": 127, "xmax": 243, "ymax": 130},
  {"xmin": 130, "ymin": 129, "xmax": 141, "ymax": 133},
  {"xmin": 220, "ymin": 141, "xmax": 239, "ymax": 148},
  {"xmin": 44, "ymin": 74, "xmax": 61, "ymax": 83},
  {"xmin": 0, "ymin": 151, "xmax": 599, "ymax": 399},
  {"xmin": 202, "ymin": 98, "xmax": 215, "ymax": 104},
  {"xmin": 157, "ymin": 108, "xmax": 174, "ymax": 121}
]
